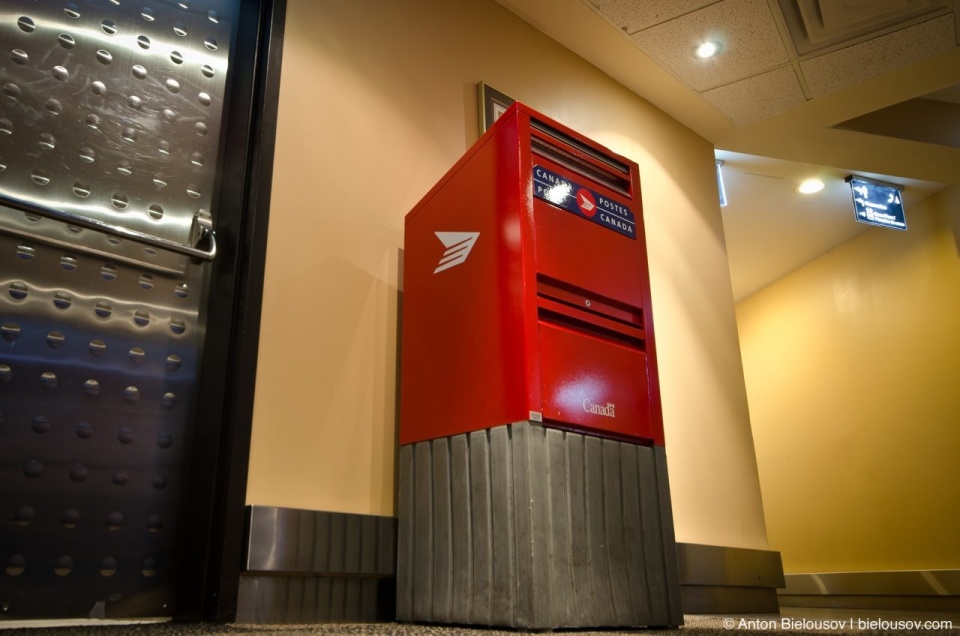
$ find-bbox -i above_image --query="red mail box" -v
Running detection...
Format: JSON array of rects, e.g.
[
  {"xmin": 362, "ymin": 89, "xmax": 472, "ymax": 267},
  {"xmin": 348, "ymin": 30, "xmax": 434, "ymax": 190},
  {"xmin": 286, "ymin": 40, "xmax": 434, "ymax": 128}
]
[{"xmin": 400, "ymin": 103, "xmax": 664, "ymax": 447}]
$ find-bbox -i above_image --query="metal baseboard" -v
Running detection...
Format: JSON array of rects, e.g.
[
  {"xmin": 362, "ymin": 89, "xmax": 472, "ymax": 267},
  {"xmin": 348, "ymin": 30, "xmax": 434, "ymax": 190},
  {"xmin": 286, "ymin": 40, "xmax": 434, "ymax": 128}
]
[
  {"xmin": 677, "ymin": 542, "xmax": 785, "ymax": 614},
  {"xmin": 781, "ymin": 570, "xmax": 960, "ymax": 612},
  {"xmin": 681, "ymin": 585, "xmax": 781, "ymax": 615},
  {"xmin": 396, "ymin": 422, "xmax": 683, "ymax": 629},
  {"xmin": 236, "ymin": 576, "xmax": 395, "ymax": 624},
  {"xmin": 236, "ymin": 507, "xmax": 397, "ymax": 624}
]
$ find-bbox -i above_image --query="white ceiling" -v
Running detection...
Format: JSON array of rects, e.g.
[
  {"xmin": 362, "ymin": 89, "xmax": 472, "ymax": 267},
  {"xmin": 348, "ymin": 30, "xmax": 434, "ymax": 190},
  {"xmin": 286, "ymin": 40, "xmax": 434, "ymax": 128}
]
[
  {"xmin": 716, "ymin": 152, "xmax": 945, "ymax": 299},
  {"xmin": 495, "ymin": 0, "xmax": 960, "ymax": 301}
]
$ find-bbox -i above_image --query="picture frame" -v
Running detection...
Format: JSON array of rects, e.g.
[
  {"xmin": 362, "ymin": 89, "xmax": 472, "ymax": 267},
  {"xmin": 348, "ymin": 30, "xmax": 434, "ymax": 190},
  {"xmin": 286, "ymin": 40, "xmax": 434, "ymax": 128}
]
[{"xmin": 478, "ymin": 82, "xmax": 516, "ymax": 135}]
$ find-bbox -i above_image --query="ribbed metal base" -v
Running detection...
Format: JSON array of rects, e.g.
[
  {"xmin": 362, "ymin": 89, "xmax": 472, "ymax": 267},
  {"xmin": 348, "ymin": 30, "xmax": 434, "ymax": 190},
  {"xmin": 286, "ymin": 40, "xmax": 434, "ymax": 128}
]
[
  {"xmin": 236, "ymin": 576, "xmax": 395, "ymax": 624},
  {"xmin": 237, "ymin": 507, "xmax": 398, "ymax": 624},
  {"xmin": 396, "ymin": 422, "xmax": 682, "ymax": 629}
]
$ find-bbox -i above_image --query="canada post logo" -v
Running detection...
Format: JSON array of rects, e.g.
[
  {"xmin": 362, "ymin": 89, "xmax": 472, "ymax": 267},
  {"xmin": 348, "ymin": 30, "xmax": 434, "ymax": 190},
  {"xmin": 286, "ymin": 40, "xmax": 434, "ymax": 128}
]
[
  {"xmin": 433, "ymin": 232, "xmax": 479, "ymax": 274},
  {"xmin": 576, "ymin": 189, "xmax": 597, "ymax": 217},
  {"xmin": 532, "ymin": 165, "xmax": 636, "ymax": 239}
]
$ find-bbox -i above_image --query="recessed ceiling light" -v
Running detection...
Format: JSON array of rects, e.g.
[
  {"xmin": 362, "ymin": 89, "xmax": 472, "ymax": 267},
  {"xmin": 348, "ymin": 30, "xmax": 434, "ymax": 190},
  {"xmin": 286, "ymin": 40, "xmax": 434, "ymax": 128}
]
[
  {"xmin": 695, "ymin": 41, "xmax": 722, "ymax": 59},
  {"xmin": 798, "ymin": 178, "xmax": 825, "ymax": 194}
]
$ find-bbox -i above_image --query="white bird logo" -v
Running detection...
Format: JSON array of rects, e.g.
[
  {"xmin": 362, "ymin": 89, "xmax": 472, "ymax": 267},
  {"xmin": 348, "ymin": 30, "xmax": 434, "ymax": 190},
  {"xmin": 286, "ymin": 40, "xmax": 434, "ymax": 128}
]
[{"xmin": 433, "ymin": 232, "xmax": 480, "ymax": 274}]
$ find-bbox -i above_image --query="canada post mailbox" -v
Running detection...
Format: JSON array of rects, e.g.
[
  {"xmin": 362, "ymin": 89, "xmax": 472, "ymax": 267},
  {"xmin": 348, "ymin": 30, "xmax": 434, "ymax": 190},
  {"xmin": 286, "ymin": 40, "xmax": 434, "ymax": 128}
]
[
  {"xmin": 401, "ymin": 102, "xmax": 663, "ymax": 446},
  {"xmin": 396, "ymin": 103, "xmax": 681, "ymax": 629}
]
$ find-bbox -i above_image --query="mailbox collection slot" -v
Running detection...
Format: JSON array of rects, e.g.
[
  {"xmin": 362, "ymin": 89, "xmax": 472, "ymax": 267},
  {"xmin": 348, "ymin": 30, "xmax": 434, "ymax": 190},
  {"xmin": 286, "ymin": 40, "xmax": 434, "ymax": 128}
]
[{"xmin": 530, "ymin": 119, "xmax": 632, "ymax": 197}]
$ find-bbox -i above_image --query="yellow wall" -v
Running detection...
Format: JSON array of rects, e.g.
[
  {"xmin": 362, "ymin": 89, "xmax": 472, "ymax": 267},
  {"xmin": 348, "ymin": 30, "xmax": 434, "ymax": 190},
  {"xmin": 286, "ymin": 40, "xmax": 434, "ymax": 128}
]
[
  {"xmin": 737, "ymin": 185, "xmax": 960, "ymax": 572},
  {"xmin": 247, "ymin": 0, "xmax": 768, "ymax": 550}
]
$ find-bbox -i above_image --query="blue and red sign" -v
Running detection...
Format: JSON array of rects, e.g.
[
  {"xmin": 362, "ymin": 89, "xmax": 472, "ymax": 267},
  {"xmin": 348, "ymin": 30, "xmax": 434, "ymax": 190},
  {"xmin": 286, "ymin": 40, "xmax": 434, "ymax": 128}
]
[
  {"xmin": 533, "ymin": 165, "xmax": 635, "ymax": 239},
  {"xmin": 576, "ymin": 189, "xmax": 597, "ymax": 217}
]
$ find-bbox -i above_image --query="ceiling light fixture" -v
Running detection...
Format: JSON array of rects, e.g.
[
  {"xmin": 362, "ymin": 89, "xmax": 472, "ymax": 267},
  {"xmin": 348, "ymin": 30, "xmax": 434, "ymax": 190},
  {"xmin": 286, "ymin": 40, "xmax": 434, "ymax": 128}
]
[
  {"xmin": 695, "ymin": 41, "xmax": 722, "ymax": 59},
  {"xmin": 798, "ymin": 178, "xmax": 825, "ymax": 194}
]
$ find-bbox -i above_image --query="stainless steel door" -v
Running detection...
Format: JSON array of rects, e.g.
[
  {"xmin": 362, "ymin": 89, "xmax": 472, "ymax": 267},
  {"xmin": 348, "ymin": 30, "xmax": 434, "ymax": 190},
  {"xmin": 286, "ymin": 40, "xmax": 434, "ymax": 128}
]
[{"xmin": 1, "ymin": 0, "xmax": 239, "ymax": 619}]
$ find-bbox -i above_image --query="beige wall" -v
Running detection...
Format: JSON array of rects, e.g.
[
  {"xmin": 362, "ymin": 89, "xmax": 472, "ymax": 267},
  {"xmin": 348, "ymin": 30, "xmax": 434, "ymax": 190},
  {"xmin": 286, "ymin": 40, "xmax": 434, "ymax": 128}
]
[
  {"xmin": 247, "ymin": 0, "xmax": 767, "ymax": 550},
  {"xmin": 737, "ymin": 185, "xmax": 960, "ymax": 572}
]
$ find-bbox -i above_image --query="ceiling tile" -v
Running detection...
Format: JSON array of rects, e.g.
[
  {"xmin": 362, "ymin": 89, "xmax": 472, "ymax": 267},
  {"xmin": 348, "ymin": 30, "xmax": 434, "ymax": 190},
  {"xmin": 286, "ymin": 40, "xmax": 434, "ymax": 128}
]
[
  {"xmin": 702, "ymin": 66, "xmax": 806, "ymax": 126},
  {"xmin": 589, "ymin": 0, "xmax": 719, "ymax": 34},
  {"xmin": 630, "ymin": 0, "xmax": 790, "ymax": 92},
  {"xmin": 800, "ymin": 15, "xmax": 957, "ymax": 98}
]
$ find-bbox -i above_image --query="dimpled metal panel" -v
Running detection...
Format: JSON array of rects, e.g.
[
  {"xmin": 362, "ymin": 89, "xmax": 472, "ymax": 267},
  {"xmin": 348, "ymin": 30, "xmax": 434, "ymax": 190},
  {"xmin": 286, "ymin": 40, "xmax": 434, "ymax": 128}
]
[
  {"xmin": 0, "ymin": 217, "xmax": 204, "ymax": 618},
  {"xmin": 0, "ymin": 0, "xmax": 231, "ymax": 245},
  {"xmin": 0, "ymin": 0, "xmax": 237, "ymax": 620}
]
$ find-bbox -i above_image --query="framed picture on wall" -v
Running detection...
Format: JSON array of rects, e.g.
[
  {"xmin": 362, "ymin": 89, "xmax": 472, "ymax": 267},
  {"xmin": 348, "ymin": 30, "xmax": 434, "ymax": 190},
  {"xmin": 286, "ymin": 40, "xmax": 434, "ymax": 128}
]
[{"xmin": 478, "ymin": 82, "xmax": 516, "ymax": 135}]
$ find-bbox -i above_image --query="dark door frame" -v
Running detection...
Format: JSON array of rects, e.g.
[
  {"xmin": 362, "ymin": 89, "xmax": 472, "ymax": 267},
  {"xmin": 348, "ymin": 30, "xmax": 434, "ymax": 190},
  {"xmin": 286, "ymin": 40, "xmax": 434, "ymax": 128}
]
[{"xmin": 174, "ymin": 0, "xmax": 287, "ymax": 622}]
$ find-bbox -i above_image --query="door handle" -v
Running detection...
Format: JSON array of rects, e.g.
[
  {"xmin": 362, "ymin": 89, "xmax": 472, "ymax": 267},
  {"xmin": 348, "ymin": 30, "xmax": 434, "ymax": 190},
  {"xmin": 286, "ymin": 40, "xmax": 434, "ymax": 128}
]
[{"xmin": 0, "ymin": 195, "xmax": 218, "ymax": 261}]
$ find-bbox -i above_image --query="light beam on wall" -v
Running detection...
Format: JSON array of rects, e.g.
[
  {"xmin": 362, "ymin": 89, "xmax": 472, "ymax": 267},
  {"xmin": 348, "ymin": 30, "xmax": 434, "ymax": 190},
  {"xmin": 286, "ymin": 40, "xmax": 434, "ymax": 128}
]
[{"xmin": 716, "ymin": 160, "xmax": 727, "ymax": 207}]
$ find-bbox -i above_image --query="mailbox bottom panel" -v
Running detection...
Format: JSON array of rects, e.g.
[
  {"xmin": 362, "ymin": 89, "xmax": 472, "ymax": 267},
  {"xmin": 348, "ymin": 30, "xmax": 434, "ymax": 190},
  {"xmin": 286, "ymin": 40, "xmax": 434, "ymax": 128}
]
[
  {"xmin": 395, "ymin": 422, "xmax": 682, "ymax": 629},
  {"xmin": 539, "ymin": 321, "xmax": 653, "ymax": 441}
]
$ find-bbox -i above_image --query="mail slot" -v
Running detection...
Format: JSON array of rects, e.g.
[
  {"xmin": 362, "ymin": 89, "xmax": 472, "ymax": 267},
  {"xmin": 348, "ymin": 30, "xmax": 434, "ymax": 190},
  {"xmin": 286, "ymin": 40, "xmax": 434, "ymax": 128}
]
[{"xmin": 400, "ymin": 102, "xmax": 664, "ymax": 447}]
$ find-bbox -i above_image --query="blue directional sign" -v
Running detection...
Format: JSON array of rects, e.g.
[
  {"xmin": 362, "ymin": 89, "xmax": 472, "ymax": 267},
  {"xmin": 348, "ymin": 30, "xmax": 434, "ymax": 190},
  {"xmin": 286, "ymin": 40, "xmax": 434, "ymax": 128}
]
[{"xmin": 848, "ymin": 177, "xmax": 906, "ymax": 231}]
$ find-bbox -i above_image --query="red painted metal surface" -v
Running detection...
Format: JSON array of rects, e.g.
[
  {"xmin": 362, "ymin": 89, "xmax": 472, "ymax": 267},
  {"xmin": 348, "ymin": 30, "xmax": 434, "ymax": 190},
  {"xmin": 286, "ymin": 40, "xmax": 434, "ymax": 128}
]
[
  {"xmin": 400, "ymin": 103, "xmax": 664, "ymax": 446},
  {"xmin": 538, "ymin": 321, "xmax": 652, "ymax": 440}
]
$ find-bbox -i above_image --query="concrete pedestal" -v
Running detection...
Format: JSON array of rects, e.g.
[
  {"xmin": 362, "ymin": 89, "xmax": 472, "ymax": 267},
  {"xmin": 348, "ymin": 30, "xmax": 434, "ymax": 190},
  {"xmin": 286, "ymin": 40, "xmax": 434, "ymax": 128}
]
[{"xmin": 396, "ymin": 421, "xmax": 682, "ymax": 629}]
